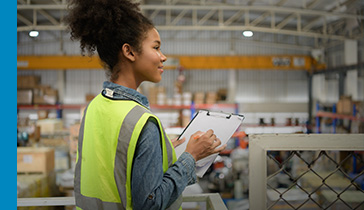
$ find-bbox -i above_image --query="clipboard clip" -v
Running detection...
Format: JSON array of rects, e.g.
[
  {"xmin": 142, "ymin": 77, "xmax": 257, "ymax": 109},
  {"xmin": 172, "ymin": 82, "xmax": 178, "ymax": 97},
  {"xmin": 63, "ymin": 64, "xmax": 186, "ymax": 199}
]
[
  {"xmin": 204, "ymin": 110, "xmax": 245, "ymax": 120},
  {"xmin": 205, "ymin": 110, "xmax": 232, "ymax": 119}
]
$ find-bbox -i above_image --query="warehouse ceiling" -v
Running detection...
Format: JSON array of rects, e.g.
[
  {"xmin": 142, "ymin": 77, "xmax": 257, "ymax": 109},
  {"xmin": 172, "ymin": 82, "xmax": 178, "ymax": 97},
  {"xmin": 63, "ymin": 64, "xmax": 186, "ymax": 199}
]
[{"xmin": 17, "ymin": 0, "xmax": 364, "ymax": 49}]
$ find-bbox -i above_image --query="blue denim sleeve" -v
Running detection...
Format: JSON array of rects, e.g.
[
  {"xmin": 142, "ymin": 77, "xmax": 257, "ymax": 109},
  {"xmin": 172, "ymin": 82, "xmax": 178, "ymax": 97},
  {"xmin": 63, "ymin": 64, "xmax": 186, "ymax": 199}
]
[{"xmin": 131, "ymin": 119, "xmax": 197, "ymax": 210}]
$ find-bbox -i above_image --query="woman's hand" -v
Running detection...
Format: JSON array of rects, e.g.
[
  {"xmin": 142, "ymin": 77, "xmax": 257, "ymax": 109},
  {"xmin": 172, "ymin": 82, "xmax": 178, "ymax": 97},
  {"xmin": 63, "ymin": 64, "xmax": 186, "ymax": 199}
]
[
  {"xmin": 171, "ymin": 137, "xmax": 186, "ymax": 148},
  {"xmin": 185, "ymin": 129, "xmax": 226, "ymax": 161}
]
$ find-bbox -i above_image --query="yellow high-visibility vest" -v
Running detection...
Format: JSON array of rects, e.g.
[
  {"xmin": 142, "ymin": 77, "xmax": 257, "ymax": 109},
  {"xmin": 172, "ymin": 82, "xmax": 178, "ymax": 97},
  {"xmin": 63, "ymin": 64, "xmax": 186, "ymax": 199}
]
[{"xmin": 74, "ymin": 94, "xmax": 179, "ymax": 210}]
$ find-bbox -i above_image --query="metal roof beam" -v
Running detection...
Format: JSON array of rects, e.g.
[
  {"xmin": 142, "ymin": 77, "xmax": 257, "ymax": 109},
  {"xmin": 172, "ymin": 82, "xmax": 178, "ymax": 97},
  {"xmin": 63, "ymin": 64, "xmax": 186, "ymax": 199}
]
[
  {"xmin": 18, "ymin": 25, "xmax": 67, "ymax": 31},
  {"xmin": 17, "ymin": 13, "xmax": 32, "ymax": 26},
  {"xmin": 250, "ymin": 0, "xmax": 287, "ymax": 27},
  {"xmin": 17, "ymin": 4, "xmax": 364, "ymax": 20},
  {"xmin": 306, "ymin": 0, "xmax": 321, "ymax": 9},
  {"xmin": 149, "ymin": 9, "xmax": 160, "ymax": 20},
  {"xmin": 170, "ymin": 9, "xmax": 188, "ymax": 25},
  {"xmin": 38, "ymin": 9, "xmax": 60, "ymax": 25},
  {"xmin": 224, "ymin": 10, "xmax": 244, "ymax": 26},
  {"xmin": 276, "ymin": 0, "xmax": 318, "ymax": 31},
  {"xmin": 153, "ymin": 25, "xmax": 353, "ymax": 41},
  {"xmin": 17, "ymin": 3, "xmax": 364, "ymax": 40},
  {"xmin": 52, "ymin": 0, "xmax": 61, "ymax": 5},
  {"xmin": 197, "ymin": 9, "xmax": 217, "ymax": 25},
  {"xmin": 250, "ymin": 12, "xmax": 269, "ymax": 26},
  {"xmin": 303, "ymin": 0, "xmax": 357, "ymax": 31},
  {"xmin": 276, "ymin": 13, "xmax": 296, "ymax": 29}
]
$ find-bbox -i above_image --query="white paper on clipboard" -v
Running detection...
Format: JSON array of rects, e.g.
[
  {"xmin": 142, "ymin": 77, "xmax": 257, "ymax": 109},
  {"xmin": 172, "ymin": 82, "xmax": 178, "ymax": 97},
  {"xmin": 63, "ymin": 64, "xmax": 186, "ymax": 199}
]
[{"xmin": 174, "ymin": 110, "xmax": 245, "ymax": 177}]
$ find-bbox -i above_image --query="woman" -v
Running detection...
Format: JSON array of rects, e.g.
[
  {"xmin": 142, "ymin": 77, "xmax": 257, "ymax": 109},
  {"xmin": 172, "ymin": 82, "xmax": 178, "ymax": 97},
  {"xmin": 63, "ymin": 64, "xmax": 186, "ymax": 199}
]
[{"xmin": 66, "ymin": 0, "xmax": 226, "ymax": 209}]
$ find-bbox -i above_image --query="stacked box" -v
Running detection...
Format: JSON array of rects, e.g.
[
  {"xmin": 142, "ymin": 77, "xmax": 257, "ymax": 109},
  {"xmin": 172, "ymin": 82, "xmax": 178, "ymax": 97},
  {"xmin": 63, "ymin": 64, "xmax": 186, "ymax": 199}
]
[
  {"xmin": 217, "ymin": 88, "xmax": 228, "ymax": 101},
  {"xmin": 181, "ymin": 109, "xmax": 191, "ymax": 128},
  {"xmin": 173, "ymin": 93, "xmax": 182, "ymax": 106},
  {"xmin": 205, "ymin": 92, "xmax": 217, "ymax": 104},
  {"xmin": 33, "ymin": 85, "xmax": 58, "ymax": 105},
  {"xmin": 157, "ymin": 92, "xmax": 167, "ymax": 105},
  {"xmin": 149, "ymin": 86, "xmax": 165, "ymax": 105},
  {"xmin": 17, "ymin": 76, "xmax": 59, "ymax": 105},
  {"xmin": 30, "ymin": 125, "xmax": 41, "ymax": 143},
  {"xmin": 36, "ymin": 119, "xmax": 63, "ymax": 135},
  {"xmin": 17, "ymin": 147, "xmax": 55, "ymax": 174},
  {"xmin": 17, "ymin": 89, "xmax": 33, "ymax": 105},
  {"xmin": 194, "ymin": 92, "xmax": 205, "ymax": 105},
  {"xmin": 17, "ymin": 75, "xmax": 40, "ymax": 89},
  {"xmin": 37, "ymin": 110, "xmax": 49, "ymax": 120},
  {"xmin": 337, "ymin": 95, "xmax": 352, "ymax": 115},
  {"xmin": 182, "ymin": 92, "xmax": 192, "ymax": 106}
]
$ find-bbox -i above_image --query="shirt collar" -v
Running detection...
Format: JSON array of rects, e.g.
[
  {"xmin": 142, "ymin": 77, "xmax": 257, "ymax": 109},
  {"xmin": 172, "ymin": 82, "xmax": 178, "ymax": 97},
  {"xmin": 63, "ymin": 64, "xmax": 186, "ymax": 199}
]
[{"xmin": 102, "ymin": 81, "xmax": 150, "ymax": 109}]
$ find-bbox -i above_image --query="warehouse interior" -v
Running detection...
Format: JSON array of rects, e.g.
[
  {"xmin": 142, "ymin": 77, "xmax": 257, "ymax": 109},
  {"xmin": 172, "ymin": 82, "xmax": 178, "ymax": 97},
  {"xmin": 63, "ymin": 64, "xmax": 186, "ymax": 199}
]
[{"xmin": 17, "ymin": 0, "xmax": 364, "ymax": 209}]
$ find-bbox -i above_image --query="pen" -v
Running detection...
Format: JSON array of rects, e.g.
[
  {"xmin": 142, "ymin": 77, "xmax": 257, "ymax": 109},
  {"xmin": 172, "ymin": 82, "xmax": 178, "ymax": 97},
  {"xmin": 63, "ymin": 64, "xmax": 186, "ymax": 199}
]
[{"xmin": 193, "ymin": 132, "xmax": 205, "ymax": 140}]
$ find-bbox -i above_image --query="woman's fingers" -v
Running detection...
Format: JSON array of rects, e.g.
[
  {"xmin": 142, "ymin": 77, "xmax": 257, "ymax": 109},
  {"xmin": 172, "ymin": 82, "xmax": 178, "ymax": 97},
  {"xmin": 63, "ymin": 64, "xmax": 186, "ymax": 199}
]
[{"xmin": 172, "ymin": 137, "xmax": 185, "ymax": 148}]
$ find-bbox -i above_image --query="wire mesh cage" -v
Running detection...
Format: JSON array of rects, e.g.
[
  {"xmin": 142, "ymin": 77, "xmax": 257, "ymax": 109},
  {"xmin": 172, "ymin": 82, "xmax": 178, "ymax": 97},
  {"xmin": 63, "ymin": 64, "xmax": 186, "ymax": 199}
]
[
  {"xmin": 266, "ymin": 150, "xmax": 364, "ymax": 209},
  {"xmin": 249, "ymin": 134, "xmax": 364, "ymax": 210}
]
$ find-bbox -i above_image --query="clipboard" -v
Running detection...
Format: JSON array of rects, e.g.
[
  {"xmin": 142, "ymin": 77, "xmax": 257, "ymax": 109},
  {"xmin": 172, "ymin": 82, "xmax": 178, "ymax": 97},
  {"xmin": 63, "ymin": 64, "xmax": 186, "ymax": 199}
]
[{"xmin": 175, "ymin": 110, "xmax": 245, "ymax": 177}]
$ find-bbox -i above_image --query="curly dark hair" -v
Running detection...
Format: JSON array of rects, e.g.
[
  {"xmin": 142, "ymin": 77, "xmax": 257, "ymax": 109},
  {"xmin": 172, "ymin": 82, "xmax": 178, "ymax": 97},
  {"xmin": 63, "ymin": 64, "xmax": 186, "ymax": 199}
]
[{"xmin": 66, "ymin": 0, "xmax": 154, "ymax": 81}]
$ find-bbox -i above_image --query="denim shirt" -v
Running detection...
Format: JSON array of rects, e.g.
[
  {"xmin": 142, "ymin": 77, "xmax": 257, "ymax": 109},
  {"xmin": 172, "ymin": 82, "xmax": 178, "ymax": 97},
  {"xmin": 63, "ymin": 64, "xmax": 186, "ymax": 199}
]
[{"xmin": 102, "ymin": 81, "xmax": 197, "ymax": 210}]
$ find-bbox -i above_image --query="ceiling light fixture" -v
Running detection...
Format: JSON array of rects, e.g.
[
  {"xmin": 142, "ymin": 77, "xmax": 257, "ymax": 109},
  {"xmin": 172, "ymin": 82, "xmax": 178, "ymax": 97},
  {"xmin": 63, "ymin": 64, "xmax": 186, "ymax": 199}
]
[
  {"xmin": 242, "ymin": 30, "xmax": 253, "ymax": 37},
  {"xmin": 29, "ymin": 30, "xmax": 39, "ymax": 38}
]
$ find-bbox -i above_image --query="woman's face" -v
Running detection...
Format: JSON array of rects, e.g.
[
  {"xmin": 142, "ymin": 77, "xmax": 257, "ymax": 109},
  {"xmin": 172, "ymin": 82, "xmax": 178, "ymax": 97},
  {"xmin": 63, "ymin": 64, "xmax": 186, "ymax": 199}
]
[{"xmin": 133, "ymin": 28, "xmax": 167, "ymax": 84}]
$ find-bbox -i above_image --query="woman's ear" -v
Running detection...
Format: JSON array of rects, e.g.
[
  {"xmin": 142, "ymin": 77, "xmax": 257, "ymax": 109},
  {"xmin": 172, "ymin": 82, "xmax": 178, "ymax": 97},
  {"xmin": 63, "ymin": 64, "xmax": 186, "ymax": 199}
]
[{"xmin": 121, "ymin": 43, "xmax": 136, "ymax": 62}]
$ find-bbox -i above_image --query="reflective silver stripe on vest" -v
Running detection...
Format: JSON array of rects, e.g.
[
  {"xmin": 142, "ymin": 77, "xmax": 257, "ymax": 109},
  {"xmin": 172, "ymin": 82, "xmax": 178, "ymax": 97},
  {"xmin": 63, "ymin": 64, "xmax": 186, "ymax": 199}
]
[{"xmin": 114, "ymin": 105, "xmax": 147, "ymax": 209}]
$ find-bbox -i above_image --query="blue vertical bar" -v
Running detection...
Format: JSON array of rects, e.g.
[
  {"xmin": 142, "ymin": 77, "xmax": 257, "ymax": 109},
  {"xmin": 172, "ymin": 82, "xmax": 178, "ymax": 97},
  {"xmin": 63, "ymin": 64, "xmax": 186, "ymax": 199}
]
[
  {"xmin": 316, "ymin": 102, "xmax": 320, "ymax": 133},
  {"xmin": 190, "ymin": 101, "xmax": 195, "ymax": 119},
  {"xmin": 56, "ymin": 103, "xmax": 62, "ymax": 119},
  {"xmin": 332, "ymin": 104, "xmax": 336, "ymax": 134}
]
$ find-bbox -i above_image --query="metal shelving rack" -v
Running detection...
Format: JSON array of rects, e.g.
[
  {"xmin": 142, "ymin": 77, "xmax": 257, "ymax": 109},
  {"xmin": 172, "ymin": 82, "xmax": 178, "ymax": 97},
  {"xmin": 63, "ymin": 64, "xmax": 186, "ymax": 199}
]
[{"xmin": 315, "ymin": 102, "xmax": 363, "ymax": 134}]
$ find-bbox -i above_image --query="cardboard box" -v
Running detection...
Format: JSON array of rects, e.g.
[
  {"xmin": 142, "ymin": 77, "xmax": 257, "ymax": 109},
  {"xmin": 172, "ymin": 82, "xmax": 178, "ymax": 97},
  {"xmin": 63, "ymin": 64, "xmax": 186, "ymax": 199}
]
[
  {"xmin": 17, "ymin": 147, "xmax": 55, "ymax": 174},
  {"xmin": 17, "ymin": 75, "xmax": 40, "ymax": 89},
  {"xmin": 36, "ymin": 119, "xmax": 63, "ymax": 135},
  {"xmin": 17, "ymin": 89, "xmax": 33, "ymax": 105},
  {"xmin": 33, "ymin": 86, "xmax": 58, "ymax": 105},
  {"xmin": 194, "ymin": 92, "xmax": 205, "ymax": 105},
  {"xmin": 337, "ymin": 95, "xmax": 352, "ymax": 115},
  {"xmin": 206, "ymin": 92, "xmax": 217, "ymax": 104},
  {"xmin": 37, "ymin": 110, "xmax": 49, "ymax": 120},
  {"xmin": 217, "ymin": 88, "xmax": 228, "ymax": 101},
  {"xmin": 148, "ymin": 86, "xmax": 165, "ymax": 105},
  {"xmin": 29, "ymin": 125, "xmax": 41, "ymax": 142}
]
